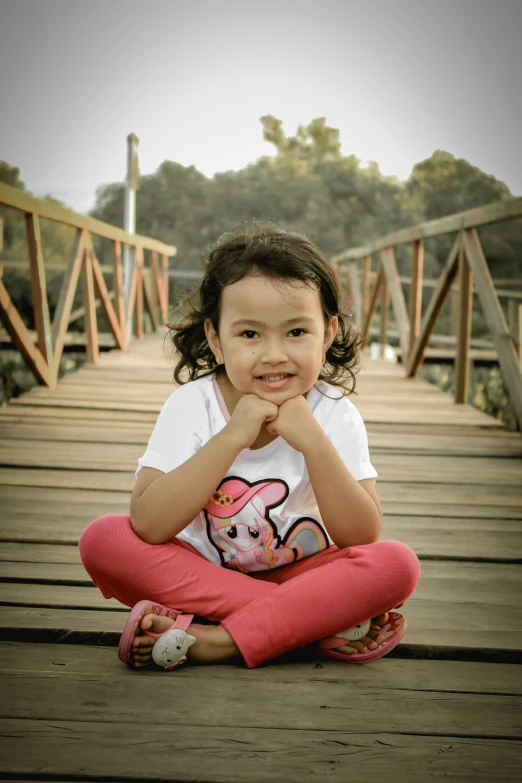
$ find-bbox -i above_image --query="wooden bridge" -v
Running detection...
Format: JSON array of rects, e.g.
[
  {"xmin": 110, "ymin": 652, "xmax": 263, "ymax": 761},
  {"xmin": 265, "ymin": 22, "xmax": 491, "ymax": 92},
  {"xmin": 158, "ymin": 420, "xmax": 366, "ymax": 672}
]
[{"xmin": 1, "ymin": 183, "xmax": 522, "ymax": 781}]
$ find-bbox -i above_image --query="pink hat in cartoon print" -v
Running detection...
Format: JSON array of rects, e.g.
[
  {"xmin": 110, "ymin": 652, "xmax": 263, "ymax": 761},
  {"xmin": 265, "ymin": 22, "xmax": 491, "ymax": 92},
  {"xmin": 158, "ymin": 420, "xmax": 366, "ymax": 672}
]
[{"xmin": 206, "ymin": 478, "xmax": 288, "ymax": 518}]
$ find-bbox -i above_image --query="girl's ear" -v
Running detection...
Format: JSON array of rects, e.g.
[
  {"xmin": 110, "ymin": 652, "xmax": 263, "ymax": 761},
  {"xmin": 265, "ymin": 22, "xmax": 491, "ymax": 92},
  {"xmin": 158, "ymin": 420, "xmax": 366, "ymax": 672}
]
[
  {"xmin": 204, "ymin": 319, "xmax": 223, "ymax": 363},
  {"xmin": 324, "ymin": 315, "xmax": 339, "ymax": 352}
]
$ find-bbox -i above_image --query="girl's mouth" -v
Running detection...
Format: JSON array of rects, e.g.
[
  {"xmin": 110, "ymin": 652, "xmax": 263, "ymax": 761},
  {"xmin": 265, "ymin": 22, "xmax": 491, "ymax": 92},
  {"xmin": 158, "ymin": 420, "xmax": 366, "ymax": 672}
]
[{"xmin": 256, "ymin": 374, "xmax": 293, "ymax": 389}]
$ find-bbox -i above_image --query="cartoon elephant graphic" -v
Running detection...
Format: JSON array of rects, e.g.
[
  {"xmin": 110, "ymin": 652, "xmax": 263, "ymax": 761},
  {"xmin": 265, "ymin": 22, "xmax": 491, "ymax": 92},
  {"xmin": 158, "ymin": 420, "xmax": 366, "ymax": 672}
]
[{"xmin": 204, "ymin": 477, "xmax": 329, "ymax": 573}]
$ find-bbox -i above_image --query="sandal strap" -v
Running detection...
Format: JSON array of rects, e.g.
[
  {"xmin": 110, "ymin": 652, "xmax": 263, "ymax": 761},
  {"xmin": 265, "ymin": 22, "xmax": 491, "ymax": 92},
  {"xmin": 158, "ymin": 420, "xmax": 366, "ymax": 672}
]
[{"xmin": 145, "ymin": 613, "xmax": 194, "ymax": 642}]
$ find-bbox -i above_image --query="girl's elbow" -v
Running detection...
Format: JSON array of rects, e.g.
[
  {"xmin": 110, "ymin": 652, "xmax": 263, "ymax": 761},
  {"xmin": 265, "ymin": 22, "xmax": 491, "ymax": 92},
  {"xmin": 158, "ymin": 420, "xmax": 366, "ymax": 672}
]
[
  {"xmin": 335, "ymin": 515, "xmax": 381, "ymax": 548},
  {"xmin": 129, "ymin": 511, "xmax": 164, "ymax": 545}
]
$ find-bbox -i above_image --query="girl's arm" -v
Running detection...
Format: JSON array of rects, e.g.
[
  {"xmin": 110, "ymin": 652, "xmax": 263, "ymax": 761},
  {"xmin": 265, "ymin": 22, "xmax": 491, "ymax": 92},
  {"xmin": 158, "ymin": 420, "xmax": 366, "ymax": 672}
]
[
  {"xmin": 302, "ymin": 432, "xmax": 382, "ymax": 548},
  {"xmin": 130, "ymin": 429, "xmax": 243, "ymax": 544}
]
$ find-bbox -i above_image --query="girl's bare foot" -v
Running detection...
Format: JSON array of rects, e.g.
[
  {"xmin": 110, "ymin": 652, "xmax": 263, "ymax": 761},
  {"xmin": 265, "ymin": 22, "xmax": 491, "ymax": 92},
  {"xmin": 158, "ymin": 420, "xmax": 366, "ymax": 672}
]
[
  {"xmin": 130, "ymin": 609, "xmax": 240, "ymax": 668},
  {"xmin": 333, "ymin": 612, "xmax": 389, "ymax": 656}
]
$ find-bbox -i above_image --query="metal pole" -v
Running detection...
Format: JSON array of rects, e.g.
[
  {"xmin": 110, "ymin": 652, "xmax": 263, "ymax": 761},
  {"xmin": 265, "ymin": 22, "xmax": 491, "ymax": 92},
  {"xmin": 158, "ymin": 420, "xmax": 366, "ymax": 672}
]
[{"xmin": 123, "ymin": 133, "xmax": 139, "ymax": 340}]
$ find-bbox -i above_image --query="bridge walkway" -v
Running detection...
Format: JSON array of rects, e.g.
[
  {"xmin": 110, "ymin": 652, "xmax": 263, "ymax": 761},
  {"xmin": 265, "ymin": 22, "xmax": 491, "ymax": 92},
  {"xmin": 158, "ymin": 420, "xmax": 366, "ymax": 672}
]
[{"xmin": 0, "ymin": 332, "xmax": 521, "ymax": 781}]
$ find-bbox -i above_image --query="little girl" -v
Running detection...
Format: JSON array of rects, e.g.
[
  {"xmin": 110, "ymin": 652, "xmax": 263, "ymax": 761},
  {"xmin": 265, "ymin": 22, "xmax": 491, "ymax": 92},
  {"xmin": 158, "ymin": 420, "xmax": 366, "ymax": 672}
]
[{"xmin": 79, "ymin": 225, "xmax": 420, "ymax": 671}]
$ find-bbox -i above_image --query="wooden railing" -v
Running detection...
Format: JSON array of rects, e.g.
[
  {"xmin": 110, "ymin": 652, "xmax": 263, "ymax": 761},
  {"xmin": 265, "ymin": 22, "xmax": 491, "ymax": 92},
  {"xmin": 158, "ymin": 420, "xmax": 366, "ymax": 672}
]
[
  {"xmin": 331, "ymin": 198, "xmax": 522, "ymax": 430},
  {"xmin": 0, "ymin": 182, "xmax": 176, "ymax": 388}
]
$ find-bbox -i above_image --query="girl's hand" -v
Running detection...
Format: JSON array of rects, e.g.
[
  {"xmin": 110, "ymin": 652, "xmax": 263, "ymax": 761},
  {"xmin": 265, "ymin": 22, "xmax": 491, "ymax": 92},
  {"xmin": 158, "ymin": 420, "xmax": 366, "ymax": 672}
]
[
  {"xmin": 225, "ymin": 394, "xmax": 279, "ymax": 450},
  {"xmin": 266, "ymin": 395, "xmax": 322, "ymax": 453}
]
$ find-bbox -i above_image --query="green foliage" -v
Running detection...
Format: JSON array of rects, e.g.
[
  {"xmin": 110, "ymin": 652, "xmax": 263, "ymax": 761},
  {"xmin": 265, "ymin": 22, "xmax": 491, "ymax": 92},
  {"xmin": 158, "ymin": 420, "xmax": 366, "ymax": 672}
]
[
  {"xmin": 0, "ymin": 161, "xmax": 26, "ymax": 255},
  {"xmin": 407, "ymin": 150, "xmax": 511, "ymax": 218},
  {"xmin": 1, "ymin": 117, "xmax": 519, "ymax": 338},
  {"xmin": 88, "ymin": 119, "xmax": 517, "ymax": 295},
  {"xmin": 406, "ymin": 150, "xmax": 521, "ymax": 278},
  {"xmin": 260, "ymin": 115, "xmax": 342, "ymax": 171},
  {"xmin": 0, "ymin": 161, "xmax": 84, "ymax": 327}
]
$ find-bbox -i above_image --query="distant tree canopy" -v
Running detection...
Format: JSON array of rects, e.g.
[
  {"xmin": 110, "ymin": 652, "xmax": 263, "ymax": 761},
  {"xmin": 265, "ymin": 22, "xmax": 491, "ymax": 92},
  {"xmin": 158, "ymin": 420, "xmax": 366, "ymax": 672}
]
[
  {"xmin": 87, "ymin": 116, "xmax": 518, "ymax": 280},
  {"xmin": 2, "ymin": 116, "xmax": 519, "ymax": 286}
]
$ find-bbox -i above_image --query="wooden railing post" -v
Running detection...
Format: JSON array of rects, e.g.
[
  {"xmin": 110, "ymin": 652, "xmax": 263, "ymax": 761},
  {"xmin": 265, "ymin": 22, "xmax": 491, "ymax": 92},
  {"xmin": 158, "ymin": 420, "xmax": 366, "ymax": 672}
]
[
  {"xmin": 455, "ymin": 237, "xmax": 473, "ymax": 404},
  {"xmin": 362, "ymin": 265, "xmax": 384, "ymax": 348},
  {"xmin": 407, "ymin": 234, "xmax": 461, "ymax": 377},
  {"xmin": 362, "ymin": 255, "xmax": 371, "ymax": 325},
  {"xmin": 141, "ymin": 250, "xmax": 158, "ymax": 332},
  {"xmin": 519, "ymin": 304, "xmax": 522, "ymax": 371},
  {"xmin": 135, "ymin": 247, "xmax": 144, "ymax": 340},
  {"xmin": 112, "ymin": 240, "xmax": 126, "ymax": 348},
  {"xmin": 409, "ymin": 239, "xmax": 423, "ymax": 362},
  {"xmin": 462, "ymin": 228, "xmax": 522, "ymax": 429},
  {"xmin": 90, "ymin": 242, "xmax": 125, "ymax": 351},
  {"xmin": 347, "ymin": 260, "xmax": 362, "ymax": 328},
  {"xmin": 161, "ymin": 254, "xmax": 169, "ymax": 323},
  {"xmin": 381, "ymin": 247, "xmax": 409, "ymax": 359},
  {"xmin": 82, "ymin": 247, "xmax": 99, "ymax": 364},
  {"xmin": 0, "ymin": 279, "xmax": 54, "ymax": 386},
  {"xmin": 26, "ymin": 213, "xmax": 53, "ymax": 365},
  {"xmin": 379, "ymin": 278, "xmax": 389, "ymax": 345},
  {"xmin": 52, "ymin": 229, "xmax": 86, "ymax": 375},
  {"xmin": 508, "ymin": 298, "xmax": 521, "ymax": 365},
  {"xmin": 150, "ymin": 249, "xmax": 160, "ymax": 322}
]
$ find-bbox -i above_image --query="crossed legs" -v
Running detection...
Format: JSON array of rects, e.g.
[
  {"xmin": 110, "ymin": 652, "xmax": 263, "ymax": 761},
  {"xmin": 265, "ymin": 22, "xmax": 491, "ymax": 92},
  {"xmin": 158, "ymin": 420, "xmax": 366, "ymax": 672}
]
[{"xmin": 79, "ymin": 514, "xmax": 420, "ymax": 668}]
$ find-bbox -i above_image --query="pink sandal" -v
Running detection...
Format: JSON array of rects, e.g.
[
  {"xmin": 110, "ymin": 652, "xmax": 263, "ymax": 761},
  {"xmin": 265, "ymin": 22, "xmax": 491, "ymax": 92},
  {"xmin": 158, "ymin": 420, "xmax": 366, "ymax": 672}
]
[
  {"xmin": 118, "ymin": 599, "xmax": 196, "ymax": 671},
  {"xmin": 317, "ymin": 611, "xmax": 407, "ymax": 663}
]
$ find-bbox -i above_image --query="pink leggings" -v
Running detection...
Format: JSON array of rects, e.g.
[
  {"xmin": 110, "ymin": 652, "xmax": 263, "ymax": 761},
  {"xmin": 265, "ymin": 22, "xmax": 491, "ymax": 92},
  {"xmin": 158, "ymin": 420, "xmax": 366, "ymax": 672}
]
[{"xmin": 79, "ymin": 515, "xmax": 420, "ymax": 668}]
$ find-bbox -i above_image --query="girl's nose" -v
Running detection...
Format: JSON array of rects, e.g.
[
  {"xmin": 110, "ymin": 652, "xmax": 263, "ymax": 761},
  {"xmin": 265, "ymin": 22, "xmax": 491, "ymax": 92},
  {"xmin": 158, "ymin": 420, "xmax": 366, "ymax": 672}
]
[{"xmin": 260, "ymin": 342, "xmax": 289, "ymax": 363}]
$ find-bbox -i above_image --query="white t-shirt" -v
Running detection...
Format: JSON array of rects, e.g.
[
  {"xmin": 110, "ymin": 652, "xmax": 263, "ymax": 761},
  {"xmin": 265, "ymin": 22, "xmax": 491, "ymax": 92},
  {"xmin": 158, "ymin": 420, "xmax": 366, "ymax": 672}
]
[{"xmin": 137, "ymin": 372, "xmax": 378, "ymax": 574}]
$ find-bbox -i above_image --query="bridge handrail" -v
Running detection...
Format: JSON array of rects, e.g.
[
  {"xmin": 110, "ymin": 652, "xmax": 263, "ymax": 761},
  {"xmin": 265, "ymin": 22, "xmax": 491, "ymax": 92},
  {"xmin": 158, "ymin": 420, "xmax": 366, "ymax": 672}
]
[
  {"xmin": 0, "ymin": 182, "xmax": 177, "ymax": 389},
  {"xmin": 331, "ymin": 198, "xmax": 522, "ymax": 262},
  {"xmin": 331, "ymin": 197, "xmax": 522, "ymax": 431},
  {"xmin": 0, "ymin": 183, "xmax": 176, "ymax": 255}
]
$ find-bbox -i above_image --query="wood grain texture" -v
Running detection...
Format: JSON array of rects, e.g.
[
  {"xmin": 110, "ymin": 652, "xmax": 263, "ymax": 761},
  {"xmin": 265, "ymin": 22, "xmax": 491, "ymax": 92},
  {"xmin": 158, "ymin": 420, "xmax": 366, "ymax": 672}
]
[
  {"xmin": 2, "ymin": 667, "xmax": 521, "ymax": 738},
  {"xmin": 0, "ymin": 718, "xmax": 520, "ymax": 782},
  {"xmin": 1, "ymin": 331, "xmax": 521, "ymax": 782},
  {"xmin": 3, "ymin": 641, "xmax": 521, "ymax": 693}
]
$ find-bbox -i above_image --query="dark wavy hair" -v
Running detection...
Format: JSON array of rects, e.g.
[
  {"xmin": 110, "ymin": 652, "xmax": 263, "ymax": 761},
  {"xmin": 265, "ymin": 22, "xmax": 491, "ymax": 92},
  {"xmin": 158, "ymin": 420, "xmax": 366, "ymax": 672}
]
[{"xmin": 167, "ymin": 224, "xmax": 362, "ymax": 395}]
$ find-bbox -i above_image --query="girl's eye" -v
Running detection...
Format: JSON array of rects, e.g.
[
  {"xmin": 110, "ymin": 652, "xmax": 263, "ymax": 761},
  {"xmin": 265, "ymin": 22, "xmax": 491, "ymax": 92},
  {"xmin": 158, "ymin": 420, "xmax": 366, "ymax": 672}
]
[
  {"xmin": 241, "ymin": 330, "xmax": 258, "ymax": 339},
  {"xmin": 289, "ymin": 328, "xmax": 306, "ymax": 337}
]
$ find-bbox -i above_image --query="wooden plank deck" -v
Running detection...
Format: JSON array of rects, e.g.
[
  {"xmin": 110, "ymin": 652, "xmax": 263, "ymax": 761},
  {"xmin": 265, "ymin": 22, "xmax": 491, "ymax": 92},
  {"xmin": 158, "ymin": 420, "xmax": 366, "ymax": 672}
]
[{"xmin": 0, "ymin": 332, "xmax": 521, "ymax": 782}]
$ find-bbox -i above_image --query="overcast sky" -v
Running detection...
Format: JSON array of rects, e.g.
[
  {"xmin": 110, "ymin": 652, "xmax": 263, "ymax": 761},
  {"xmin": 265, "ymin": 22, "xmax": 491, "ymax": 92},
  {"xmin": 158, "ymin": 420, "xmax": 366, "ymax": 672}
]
[{"xmin": 1, "ymin": 0, "xmax": 521, "ymax": 213}]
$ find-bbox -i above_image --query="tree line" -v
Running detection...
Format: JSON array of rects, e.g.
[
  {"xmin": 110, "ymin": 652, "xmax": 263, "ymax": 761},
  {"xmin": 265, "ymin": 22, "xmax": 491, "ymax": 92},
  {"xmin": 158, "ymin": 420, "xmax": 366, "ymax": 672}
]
[
  {"xmin": 1, "ymin": 115, "xmax": 520, "ymax": 330},
  {"xmin": 89, "ymin": 115, "xmax": 520, "ymax": 280}
]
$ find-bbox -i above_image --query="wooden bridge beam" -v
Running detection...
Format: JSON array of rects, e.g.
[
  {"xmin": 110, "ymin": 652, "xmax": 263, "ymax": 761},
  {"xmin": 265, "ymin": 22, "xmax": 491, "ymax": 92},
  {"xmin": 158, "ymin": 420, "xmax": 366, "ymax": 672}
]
[
  {"xmin": 51, "ymin": 229, "xmax": 86, "ymax": 377},
  {"xmin": 381, "ymin": 247, "xmax": 409, "ymax": 359},
  {"xmin": 26, "ymin": 214, "xmax": 53, "ymax": 365},
  {"xmin": 406, "ymin": 234, "xmax": 461, "ymax": 377},
  {"xmin": 455, "ymin": 243, "xmax": 473, "ymax": 404},
  {"xmin": 462, "ymin": 228, "xmax": 522, "ymax": 429},
  {"xmin": 332, "ymin": 197, "xmax": 522, "ymax": 263},
  {"xmin": 409, "ymin": 240, "xmax": 424, "ymax": 360}
]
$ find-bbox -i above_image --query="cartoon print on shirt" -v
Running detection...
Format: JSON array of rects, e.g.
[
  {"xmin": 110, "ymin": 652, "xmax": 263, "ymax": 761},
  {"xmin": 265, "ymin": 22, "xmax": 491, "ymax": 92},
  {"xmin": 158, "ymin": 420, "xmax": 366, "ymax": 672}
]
[{"xmin": 203, "ymin": 477, "xmax": 329, "ymax": 573}]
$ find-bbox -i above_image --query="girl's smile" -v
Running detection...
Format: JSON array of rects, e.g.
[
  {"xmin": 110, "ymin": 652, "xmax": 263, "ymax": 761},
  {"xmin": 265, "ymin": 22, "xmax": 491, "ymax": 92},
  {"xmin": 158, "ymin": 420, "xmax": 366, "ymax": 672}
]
[{"xmin": 256, "ymin": 373, "xmax": 294, "ymax": 391}]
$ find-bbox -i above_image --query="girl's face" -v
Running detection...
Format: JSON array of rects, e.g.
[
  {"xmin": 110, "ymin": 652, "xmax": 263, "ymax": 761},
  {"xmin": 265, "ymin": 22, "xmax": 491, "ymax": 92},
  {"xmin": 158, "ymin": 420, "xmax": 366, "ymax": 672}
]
[{"xmin": 205, "ymin": 275, "xmax": 338, "ymax": 407}]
